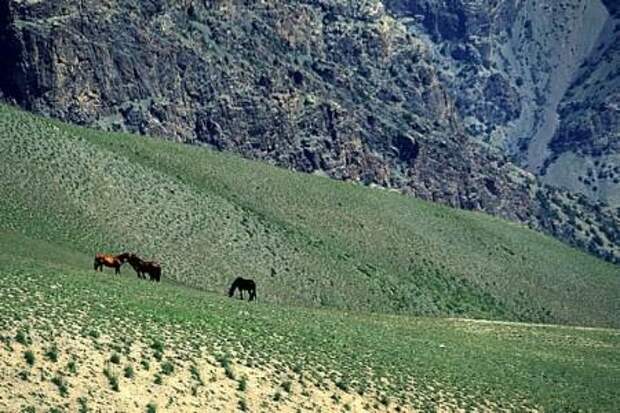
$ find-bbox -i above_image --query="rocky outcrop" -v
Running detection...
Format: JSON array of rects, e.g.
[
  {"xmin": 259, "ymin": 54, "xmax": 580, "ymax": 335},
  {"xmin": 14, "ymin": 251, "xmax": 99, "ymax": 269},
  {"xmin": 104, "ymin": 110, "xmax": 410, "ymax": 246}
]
[
  {"xmin": 385, "ymin": 0, "xmax": 619, "ymax": 208},
  {"xmin": 542, "ymin": 4, "xmax": 620, "ymax": 206},
  {"xmin": 0, "ymin": 0, "xmax": 618, "ymax": 262}
]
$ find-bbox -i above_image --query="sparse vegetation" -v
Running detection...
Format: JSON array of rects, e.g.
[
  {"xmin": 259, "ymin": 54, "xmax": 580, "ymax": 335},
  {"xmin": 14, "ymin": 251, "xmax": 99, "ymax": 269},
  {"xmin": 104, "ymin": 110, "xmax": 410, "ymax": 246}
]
[
  {"xmin": 190, "ymin": 365, "xmax": 203, "ymax": 385},
  {"xmin": 335, "ymin": 379, "xmax": 349, "ymax": 392},
  {"xmin": 24, "ymin": 350, "xmax": 35, "ymax": 366},
  {"xmin": 103, "ymin": 367, "xmax": 119, "ymax": 392},
  {"xmin": 77, "ymin": 397, "xmax": 89, "ymax": 413},
  {"xmin": 124, "ymin": 365, "xmax": 134, "ymax": 379},
  {"xmin": 67, "ymin": 360, "xmax": 77, "ymax": 375},
  {"xmin": 160, "ymin": 361, "xmax": 174, "ymax": 376},
  {"xmin": 238, "ymin": 376, "xmax": 247, "ymax": 392},
  {"xmin": 15, "ymin": 330, "xmax": 31, "ymax": 346},
  {"xmin": 281, "ymin": 380, "xmax": 292, "ymax": 393},
  {"xmin": 44, "ymin": 346, "xmax": 59, "ymax": 363},
  {"xmin": 51, "ymin": 375, "xmax": 69, "ymax": 397}
]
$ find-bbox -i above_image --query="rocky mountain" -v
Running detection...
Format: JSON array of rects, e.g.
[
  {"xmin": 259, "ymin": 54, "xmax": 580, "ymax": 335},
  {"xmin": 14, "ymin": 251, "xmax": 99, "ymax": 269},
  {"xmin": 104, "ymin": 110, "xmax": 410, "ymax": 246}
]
[
  {"xmin": 0, "ymin": 0, "xmax": 618, "ymax": 262},
  {"xmin": 385, "ymin": 0, "xmax": 619, "ymax": 207},
  {"xmin": 544, "ymin": 0, "xmax": 620, "ymax": 206}
]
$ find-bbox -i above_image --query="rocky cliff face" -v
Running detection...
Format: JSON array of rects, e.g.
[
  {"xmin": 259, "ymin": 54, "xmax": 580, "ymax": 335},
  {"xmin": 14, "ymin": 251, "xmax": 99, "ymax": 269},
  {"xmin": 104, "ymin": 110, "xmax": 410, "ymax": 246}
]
[
  {"xmin": 385, "ymin": 0, "xmax": 619, "ymax": 208},
  {"xmin": 543, "ymin": 1, "xmax": 620, "ymax": 207},
  {"xmin": 0, "ymin": 0, "xmax": 618, "ymax": 262}
]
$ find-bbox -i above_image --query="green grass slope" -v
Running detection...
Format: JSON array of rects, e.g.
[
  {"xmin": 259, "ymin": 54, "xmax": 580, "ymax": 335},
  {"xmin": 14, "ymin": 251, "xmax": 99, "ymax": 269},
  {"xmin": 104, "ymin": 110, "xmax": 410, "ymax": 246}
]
[
  {"xmin": 0, "ymin": 233, "xmax": 619, "ymax": 412},
  {"xmin": 0, "ymin": 104, "xmax": 619, "ymax": 327}
]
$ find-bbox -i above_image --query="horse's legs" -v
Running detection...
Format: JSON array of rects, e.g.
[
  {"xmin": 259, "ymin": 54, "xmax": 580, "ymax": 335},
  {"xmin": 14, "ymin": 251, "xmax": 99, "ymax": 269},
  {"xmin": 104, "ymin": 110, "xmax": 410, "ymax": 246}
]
[
  {"xmin": 239, "ymin": 290, "xmax": 244, "ymax": 300},
  {"xmin": 115, "ymin": 265, "xmax": 121, "ymax": 275}
]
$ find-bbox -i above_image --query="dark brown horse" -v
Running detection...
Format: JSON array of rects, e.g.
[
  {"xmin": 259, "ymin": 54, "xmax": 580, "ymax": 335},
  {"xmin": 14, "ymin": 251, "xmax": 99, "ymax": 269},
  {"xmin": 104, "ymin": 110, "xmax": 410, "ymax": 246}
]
[
  {"xmin": 94, "ymin": 252, "xmax": 130, "ymax": 274},
  {"xmin": 228, "ymin": 277, "xmax": 256, "ymax": 301},
  {"xmin": 126, "ymin": 253, "xmax": 161, "ymax": 282}
]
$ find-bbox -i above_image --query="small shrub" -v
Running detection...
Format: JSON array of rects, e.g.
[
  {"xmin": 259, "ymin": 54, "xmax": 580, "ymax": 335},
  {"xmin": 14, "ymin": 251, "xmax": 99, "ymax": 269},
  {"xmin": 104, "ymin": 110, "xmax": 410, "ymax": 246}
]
[
  {"xmin": 141, "ymin": 359, "xmax": 150, "ymax": 370},
  {"xmin": 238, "ymin": 376, "xmax": 247, "ymax": 392},
  {"xmin": 51, "ymin": 375, "xmax": 69, "ymax": 397},
  {"xmin": 150, "ymin": 340, "xmax": 164, "ymax": 353},
  {"xmin": 109, "ymin": 353, "xmax": 121, "ymax": 365},
  {"xmin": 77, "ymin": 397, "xmax": 89, "ymax": 413},
  {"xmin": 238, "ymin": 399, "xmax": 248, "ymax": 411},
  {"xmin": 282, "ymin": 380, "xmax": 292, "ymax": 393},
  {"xmin": 103, "ymin": 368, "xmax": 119, "ymax": 392},
  {"xmin": 335, "ymin": 379, "xmax": 349, "ymax": 392},
  {"xmin": 67, "ymin": 360, "xmax": 77, "ymax": 374},
  {"xmin": 190, "ymin": 365, "xmax": 203, "ymax": 385},
  {"xmin": 45, "ymin": 345, "xmax": 59, "ymax": 362},
  {"xmin": 160, "ymin": 361, "xmax": 174, "ymax": 375},
  {"xmin": 21, "ymin": 406, "xmax": 35, "ymax": 413},
  {"xmin": 146, "ymin": 402, "xmax": 157, "ymax": 413},
  {"xmin": 18, "ymin": 370, "xmax": 29, "ymax": 381},
  {"xmin": 379, "ymin": 394, "xmax": 390, "ymax": 406},
  {"xmin": 87, "ymin": 330, "xmax": 100, "ymax": 339},
  {"xmin": 273, "ymin": 391, "xmax": 282, "ymax": 402},
  {"xmin": 15, "ymin": 330, "xmax": 31, "ymax": 345},
  {"xmin": 154, "ymin": 374, "xmax": 163, "ymax": 385},
  {"xmin": 24, "ymin": 350, "xmax": 35, "ymax": 366},
  {"xmin": 124, "ymin": 365, "xmax": 134, "ymax": 379},
  {"xmin": 224, "ymin": 366, "xmax": 235, "ymax": 380}
]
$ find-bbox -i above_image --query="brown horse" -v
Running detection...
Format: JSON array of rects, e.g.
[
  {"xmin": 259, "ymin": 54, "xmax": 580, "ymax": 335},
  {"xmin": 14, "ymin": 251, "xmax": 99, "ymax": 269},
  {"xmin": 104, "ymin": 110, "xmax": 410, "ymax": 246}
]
[
  {"xmin": 126, "ymin": 253, "xmax": 161, "ymax": 282},
  {"xmin": 94, "ymin": 252, "xmax": 130, "ymax": 274}
]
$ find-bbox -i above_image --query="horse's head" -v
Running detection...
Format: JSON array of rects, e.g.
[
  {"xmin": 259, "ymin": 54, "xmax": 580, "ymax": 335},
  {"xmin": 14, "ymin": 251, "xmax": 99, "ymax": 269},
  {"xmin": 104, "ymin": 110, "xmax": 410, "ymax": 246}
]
[{"xmin": 228, "ymin": 278, "xmax": 238, "ymax": 297}]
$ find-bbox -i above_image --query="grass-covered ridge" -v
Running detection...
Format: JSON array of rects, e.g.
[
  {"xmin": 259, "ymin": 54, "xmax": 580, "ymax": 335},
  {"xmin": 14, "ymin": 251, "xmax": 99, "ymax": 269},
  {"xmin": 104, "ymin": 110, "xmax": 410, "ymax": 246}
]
[
  {"xmin": 0, "ymin": 233, "xmax": 619, "ymax": 412},
  {"xmin": 0, "ymin": 104, "xmax": 618, "ymax": 327}
]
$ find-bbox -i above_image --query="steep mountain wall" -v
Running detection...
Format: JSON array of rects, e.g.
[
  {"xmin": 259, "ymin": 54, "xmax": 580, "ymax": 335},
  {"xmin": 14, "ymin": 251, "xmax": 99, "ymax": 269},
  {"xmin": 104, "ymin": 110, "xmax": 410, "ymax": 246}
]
[
  {"xmin": 0, "ymin": 0, "xmax": 618, "ymax": 262},
  {"xmin": 543, "ymin": 3, "xmax": 620, "ymax": 206},
  {"xmin": 385, "ymin": 0, "xmax": 619, "ymax": 207}
]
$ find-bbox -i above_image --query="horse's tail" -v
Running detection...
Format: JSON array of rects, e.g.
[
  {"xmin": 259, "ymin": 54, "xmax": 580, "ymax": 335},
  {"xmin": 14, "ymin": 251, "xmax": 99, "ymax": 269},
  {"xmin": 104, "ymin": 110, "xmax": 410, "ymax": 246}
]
[{"xmin": 93, "ymin": 256, "xmax": 99, "ymax": 270}]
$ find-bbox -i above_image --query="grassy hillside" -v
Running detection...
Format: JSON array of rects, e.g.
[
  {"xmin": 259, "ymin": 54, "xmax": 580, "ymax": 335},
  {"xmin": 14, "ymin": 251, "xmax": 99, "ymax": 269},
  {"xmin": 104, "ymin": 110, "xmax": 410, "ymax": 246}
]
[
  {"xmin": 0, "ymin": 104, "xmax": 618, "ymax": 328},
  {"xmin": 1, "ymin": 232, "xmax": 619, "ymax": 412}
]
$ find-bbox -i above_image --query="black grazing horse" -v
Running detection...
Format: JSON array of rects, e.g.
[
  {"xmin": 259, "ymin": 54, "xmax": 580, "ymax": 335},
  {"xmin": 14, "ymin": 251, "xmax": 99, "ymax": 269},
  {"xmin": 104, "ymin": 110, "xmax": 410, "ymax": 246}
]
[
  {"xmin": 126, "ymin": 253, "xmax": 161, "ymax": 282},
  {"xmin": 228, "ymin": 277, "xmax": 257, "ymax": 301}
]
